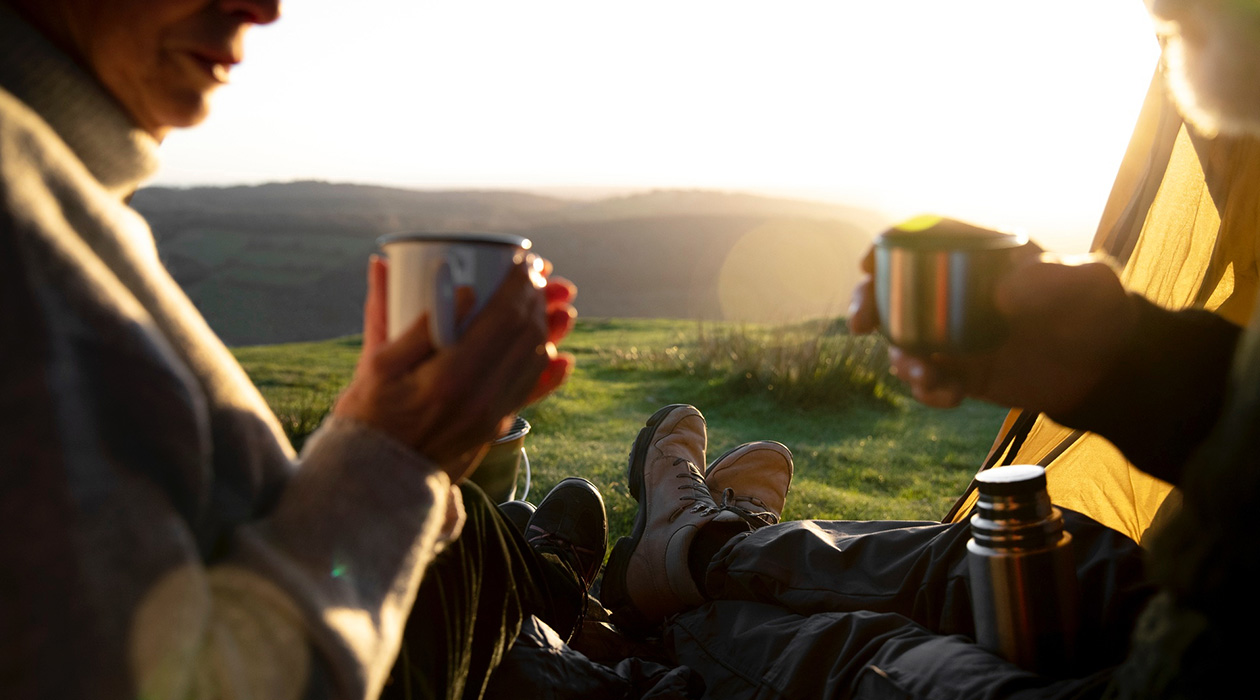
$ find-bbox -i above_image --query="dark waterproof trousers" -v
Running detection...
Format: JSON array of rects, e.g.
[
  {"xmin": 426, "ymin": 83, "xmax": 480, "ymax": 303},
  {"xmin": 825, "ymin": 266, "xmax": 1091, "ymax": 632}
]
[
  {"xmin": 378, "ymin": 484, "xmax": 585, "ymax": 700},
  {"xmin": 665, "ymin": 510, "xmax": 1155, "ymax": 699}
]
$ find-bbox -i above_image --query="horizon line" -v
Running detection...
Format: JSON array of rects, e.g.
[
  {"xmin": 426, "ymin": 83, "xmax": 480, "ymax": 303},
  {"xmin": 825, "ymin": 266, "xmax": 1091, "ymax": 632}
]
[{"xmin": 140, "ymin": 178, "xmax": 896, "ymax": 211}]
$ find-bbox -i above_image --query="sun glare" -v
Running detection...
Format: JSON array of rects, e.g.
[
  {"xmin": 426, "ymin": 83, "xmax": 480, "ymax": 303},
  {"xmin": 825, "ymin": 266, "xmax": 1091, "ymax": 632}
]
[{"xmin": 160, "ymin": 0, "xmax": 1160, "ymax": 253}]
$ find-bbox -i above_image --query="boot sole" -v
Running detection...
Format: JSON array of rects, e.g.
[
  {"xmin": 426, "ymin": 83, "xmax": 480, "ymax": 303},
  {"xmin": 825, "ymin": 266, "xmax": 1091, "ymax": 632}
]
[{"xmin": 602, "ymin": 404, "xmax": 694, "ymax": 636}]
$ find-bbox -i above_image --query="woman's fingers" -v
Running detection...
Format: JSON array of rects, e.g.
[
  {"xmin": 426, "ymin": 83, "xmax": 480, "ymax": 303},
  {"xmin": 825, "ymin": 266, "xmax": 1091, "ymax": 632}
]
[
  {"xmin": 465, "ymin": 264, "xmax": 546, "ymax": 346},
  {"xmin": 360, "ymin": 255, "xmax": 389, "ymax": 361},
  {"xmin": 544, "ymin": 274, "xmax": 577, "ymax": 304},
  {"xmin": 526, "ymin": 353, "xmax": 575, "ymax": 405},
  {"xmin": 453, "ymin": 285, "xmax": 478, "ymax": 325},
  {"xmin": 431, "ymin": 323, "xmax": 547, "ymax": 458},
  {"xmin": 547, "ymin": 304, "xmax": 577, "ymax": 345},
  {"xmin": 371, "ymin": 310, "xmax": 437, "ymax": 379},
  {"xmin": 443, "ymin": 262, "xmax": 547, "ymax": 374}
]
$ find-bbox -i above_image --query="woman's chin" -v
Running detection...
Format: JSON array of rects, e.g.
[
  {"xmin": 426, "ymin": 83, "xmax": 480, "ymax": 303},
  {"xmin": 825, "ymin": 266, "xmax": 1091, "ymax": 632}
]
[{"xmin": 1158, "ymin": 10, "xmax": 1260, "ymax": 138}]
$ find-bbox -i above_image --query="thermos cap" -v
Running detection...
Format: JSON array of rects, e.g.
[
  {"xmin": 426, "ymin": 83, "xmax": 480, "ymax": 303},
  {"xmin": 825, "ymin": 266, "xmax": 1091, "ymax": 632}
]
[
  {"xmin": 971, "ymin": 465, "xmax": 1061, "ymax": 550},
  {"xmin": 975, "ymin": 464, "xmax": 1047, "ymax": 496}
]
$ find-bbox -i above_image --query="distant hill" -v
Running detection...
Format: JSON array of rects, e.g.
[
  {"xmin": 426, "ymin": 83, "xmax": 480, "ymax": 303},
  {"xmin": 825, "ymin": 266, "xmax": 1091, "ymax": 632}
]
[{"xmin": 133, "ymin": 181, "xmax": 890, "ymax": 345}]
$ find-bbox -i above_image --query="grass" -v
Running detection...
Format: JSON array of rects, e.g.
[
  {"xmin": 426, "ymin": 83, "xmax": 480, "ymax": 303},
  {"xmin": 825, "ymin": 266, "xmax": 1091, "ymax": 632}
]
[
  {"xmin": 232, "ymin": 335, "xmax": 359, "ymax": 451},
  {"xmin": 233, "ymin": 318, "xmax": 1007, "ymax": 542}
]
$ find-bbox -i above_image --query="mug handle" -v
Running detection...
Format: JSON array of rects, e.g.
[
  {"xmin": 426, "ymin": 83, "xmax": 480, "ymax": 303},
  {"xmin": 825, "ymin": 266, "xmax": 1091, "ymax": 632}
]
[
  {"xmin": 516, "ymin": 448, "xmax": 531, "ymax": 503},
  {"xmin": 429, "ymin": 257, "xmax": 459, "ymax": 348}
]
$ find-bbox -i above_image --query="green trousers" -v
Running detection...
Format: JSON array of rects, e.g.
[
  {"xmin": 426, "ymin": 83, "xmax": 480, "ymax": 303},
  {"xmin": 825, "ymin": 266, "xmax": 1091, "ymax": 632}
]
[{"xmin": 379, "ymin": 484, "xmax": 585, "ymax": 700}]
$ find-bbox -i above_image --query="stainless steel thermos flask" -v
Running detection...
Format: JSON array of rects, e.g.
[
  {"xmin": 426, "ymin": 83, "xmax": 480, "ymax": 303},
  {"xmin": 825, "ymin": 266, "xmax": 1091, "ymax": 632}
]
[{"xmin": 968, "ymin": 464, "xmax": 1079, "ymax": 674}]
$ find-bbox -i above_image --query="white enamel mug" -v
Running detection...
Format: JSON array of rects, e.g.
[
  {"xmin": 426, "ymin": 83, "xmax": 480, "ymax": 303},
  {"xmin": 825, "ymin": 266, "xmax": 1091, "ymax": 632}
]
[{"xmin": 378, "ymin": 232, "xmax": 532, "ymax": 347}]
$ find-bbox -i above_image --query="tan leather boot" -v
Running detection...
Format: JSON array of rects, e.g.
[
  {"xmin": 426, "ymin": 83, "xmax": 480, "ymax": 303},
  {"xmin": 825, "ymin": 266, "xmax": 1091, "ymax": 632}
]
[
  {"xmin": 705, "ymin": 441, "xmax": 794, "ymax": 525},
  {"xmin": 602, "ymin": 404, "xmax": 745, "ymax": 634}
]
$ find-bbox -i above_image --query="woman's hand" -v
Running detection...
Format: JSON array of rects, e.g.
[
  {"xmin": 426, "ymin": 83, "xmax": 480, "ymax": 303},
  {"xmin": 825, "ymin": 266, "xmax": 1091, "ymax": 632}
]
[
  {"xmin": 527, "ymin": 257, "xmax": 578, "ymax": 405},
  {"xmin": 334, "ymin": 255, "xmax": 577, "ymax": 482}
]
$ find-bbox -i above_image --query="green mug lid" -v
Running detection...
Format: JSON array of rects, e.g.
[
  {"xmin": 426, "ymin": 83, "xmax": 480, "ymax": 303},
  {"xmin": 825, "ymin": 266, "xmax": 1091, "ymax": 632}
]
[{"xmin": 876, "ymin": 216, "xmax": 1026, "ymax": 250}]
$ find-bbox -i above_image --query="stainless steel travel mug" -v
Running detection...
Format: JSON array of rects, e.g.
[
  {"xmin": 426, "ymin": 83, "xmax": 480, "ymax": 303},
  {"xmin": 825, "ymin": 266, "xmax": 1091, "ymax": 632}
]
[
  {"xmin": 968, "ymin": 464, "xmax": 1079, "ymax": 675},
  {"xmin": 874, "ymin": 216, "xmax": 1030, "ymax": 354}
]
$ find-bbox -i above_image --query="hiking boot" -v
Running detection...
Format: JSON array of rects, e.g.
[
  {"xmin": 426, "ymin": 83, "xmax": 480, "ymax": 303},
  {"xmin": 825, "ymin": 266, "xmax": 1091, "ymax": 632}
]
[
  {"xmin": 497, "ymin": 499, "xmax": 536, "ymax": 536},
  {"xmin": 602, "ymin": 404, "xmax": 746, "ymax": 634},
  {"xmin": 706, "ymin": 441, "xmax": 794, "ymax": 526},
  {"xmin": 525, "ymin": 477, "xmax": 608, "ymax": 592}
]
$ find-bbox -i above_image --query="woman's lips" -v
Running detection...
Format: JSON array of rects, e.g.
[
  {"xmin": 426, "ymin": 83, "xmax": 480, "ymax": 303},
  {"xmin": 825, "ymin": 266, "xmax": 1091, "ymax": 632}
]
[{"xmin": 188, "ymin": 51, "xmax": 236, "ymax": 84}]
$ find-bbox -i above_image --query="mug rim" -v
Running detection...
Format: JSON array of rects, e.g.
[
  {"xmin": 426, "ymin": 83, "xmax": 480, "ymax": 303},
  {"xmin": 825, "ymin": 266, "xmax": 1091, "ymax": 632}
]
[
  {"xmin": 377, "ymin": 232, "xmax": 532, "ymax": 249},
  {"xmin": 875, "ymin": 230, "xmax": 1027, "ymax": 251}
]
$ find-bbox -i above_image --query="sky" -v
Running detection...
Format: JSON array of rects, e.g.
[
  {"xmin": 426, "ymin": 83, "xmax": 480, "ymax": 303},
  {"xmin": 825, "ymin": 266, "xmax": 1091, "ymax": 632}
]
[{"xmin": 156, "ymin": 0, "xmax": 1161, "ymax": 253}]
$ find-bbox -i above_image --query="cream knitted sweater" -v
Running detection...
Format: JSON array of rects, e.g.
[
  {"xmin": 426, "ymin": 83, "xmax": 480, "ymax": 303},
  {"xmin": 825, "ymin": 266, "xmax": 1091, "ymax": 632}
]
[{"xmin": 0, "ymin": 8, "xmax": 460, "ymax": 699}]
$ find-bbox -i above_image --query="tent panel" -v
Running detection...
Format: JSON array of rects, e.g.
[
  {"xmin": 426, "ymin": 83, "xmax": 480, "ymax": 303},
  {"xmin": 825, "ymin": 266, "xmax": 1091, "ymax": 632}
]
[
  {"xmin": 1092, "ymin": 72, "xmax": 1185, "ymax": 267},
  {"xmin": 947, "ymin": 414, "xmax": 1074, "ymax": 526},
  {"xmin": 1042, "ymin": 433, "xmax": 1174, "ymax": 546},
  {"xmin": 1195, "ymin": 135, "xmax": 1260, "ymax": 324},
  {"xmin": 1118, "ymin": 126, "xmax": 1218, "ymax": 309}
]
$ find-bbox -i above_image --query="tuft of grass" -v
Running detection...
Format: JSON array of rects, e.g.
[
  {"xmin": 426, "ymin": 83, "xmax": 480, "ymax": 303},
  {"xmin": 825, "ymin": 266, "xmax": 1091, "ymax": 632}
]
[
  {"xmin": 602, "ymin": 319, "xmax": 898, "ymax": 409},
  {"xmin": 271, "ymin": 389, "xmax": 340, "ymax": 452},
  {"xmin": 233, "ymin": 335, "xmax": 359, "ymax": 450}
]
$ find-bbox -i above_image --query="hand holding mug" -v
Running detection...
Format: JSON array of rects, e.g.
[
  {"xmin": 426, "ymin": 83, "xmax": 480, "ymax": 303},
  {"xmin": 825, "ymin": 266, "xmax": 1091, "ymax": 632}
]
[
  {"xmin": 335, "ymin": 238, "xmax": 576, "ymax": 481},
  {"xmin": 849, "ymin": 216, "xmax": 1137, "ymax": 414}
]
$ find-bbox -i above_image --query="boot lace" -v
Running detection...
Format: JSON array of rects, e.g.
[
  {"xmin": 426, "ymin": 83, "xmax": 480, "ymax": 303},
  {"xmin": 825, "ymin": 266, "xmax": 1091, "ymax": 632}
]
[
  {"xmin": 527, "ymin": 527, "xmax": 601, "ymax": 589},
  {"xmin": 669, "ymin": 457, "xmax": 722, "ymax": 522},
  {"xmin": 716, "ymin": 487, "xmax": 779, "ymax": 528},
  {"xmin": 527, "ymin": 526, "xmax": 599, "ymax": 642}
]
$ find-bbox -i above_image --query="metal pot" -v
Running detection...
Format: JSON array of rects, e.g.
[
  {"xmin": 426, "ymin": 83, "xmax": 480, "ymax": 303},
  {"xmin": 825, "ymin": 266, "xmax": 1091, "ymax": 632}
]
[
  {"xmin": 469, "ymin": 416, "xmax": 532, "ymax": 503},
  {"xmin": 874, "ymin": 216, "xmax": 1029, "ymax": 354}
]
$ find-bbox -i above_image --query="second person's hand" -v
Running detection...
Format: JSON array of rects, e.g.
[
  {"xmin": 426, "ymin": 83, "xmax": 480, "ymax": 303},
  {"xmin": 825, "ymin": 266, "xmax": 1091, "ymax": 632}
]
[{"xmin": 849, "ymin": 248, "xmax": 1139, "ymax": 416}]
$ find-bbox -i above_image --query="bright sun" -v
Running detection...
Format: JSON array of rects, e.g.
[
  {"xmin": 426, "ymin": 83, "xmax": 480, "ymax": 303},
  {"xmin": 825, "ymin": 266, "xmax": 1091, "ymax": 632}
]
[{"xmin": 161, "ymin": 0, "xmax": 1160, "ymax": 253}]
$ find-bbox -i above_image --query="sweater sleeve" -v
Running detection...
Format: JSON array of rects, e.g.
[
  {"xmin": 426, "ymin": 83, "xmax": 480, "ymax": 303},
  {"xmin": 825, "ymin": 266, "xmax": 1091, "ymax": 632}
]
[
  {"xmin": 221, "ymin": 417, "xmax": 463, "ymax": 694},
  {"xmin": 1049, "ymin": 294, "xmax": 1243, "ymax": 486},
  {"xmin": 199, "ymin": 417, "xmax": 463, "ymax": 699}
]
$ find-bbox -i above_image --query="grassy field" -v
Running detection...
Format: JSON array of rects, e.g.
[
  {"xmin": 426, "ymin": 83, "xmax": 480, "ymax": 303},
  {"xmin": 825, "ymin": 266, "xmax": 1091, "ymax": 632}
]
[{"xmin": 233, "ymin": 318, "xmax": 1007, "ymax": 542}]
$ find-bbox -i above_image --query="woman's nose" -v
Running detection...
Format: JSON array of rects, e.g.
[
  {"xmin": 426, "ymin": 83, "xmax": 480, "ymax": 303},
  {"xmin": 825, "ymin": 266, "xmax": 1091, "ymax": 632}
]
[{"xmin": 221, "ymin": 0, "xmax": 281, "ymax": 25}]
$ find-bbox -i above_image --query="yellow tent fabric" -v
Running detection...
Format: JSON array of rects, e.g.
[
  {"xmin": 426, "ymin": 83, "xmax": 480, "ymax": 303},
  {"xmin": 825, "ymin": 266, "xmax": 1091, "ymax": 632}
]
[{"xmin": 946, "ymin": 72, "xmax": 1260, "ymax": 547}]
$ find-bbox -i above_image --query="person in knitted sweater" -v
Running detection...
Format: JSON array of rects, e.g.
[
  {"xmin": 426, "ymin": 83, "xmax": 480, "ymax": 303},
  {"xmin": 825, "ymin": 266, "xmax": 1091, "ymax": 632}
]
[{"xmin": 0, "ymin": 1, "xmax": 581, "ymax": 699}]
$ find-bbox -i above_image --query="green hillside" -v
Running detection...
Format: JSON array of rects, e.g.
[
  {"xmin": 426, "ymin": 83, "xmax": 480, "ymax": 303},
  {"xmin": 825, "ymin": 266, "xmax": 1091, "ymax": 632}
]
[
  {"xmin": 137, "ymin": 183, "xmax": 889, "ymax": 345},
  {"xmin": 234, "ymin": 318, "xmax": 1006, "ymax": 542}
]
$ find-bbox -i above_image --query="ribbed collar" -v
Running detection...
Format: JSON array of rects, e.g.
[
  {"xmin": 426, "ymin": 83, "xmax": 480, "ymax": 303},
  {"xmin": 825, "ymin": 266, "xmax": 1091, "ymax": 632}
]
[{"xmin": 0, "ymin": 5, "xmax": 160, "ymax": 200}]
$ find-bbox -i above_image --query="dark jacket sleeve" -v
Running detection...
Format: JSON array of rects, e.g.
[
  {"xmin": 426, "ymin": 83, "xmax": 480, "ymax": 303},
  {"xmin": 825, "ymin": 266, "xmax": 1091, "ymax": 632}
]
[{"xmin": 1050, "ymin": 294, "xmax": 1243, "ymax": 487}]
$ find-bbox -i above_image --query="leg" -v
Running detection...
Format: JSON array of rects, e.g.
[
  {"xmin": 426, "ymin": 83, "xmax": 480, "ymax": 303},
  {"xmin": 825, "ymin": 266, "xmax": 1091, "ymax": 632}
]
[
  {"xmin": 702, "ymin": 509, "xmax": 1154, "ymax": 668},
  {"xmin": 380, "ymin": 483, "xmax": 586, "ymax": 700},
  {"xmin": 666, "ymin": 601, "xmax": 1113, "ymax": 700}
]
